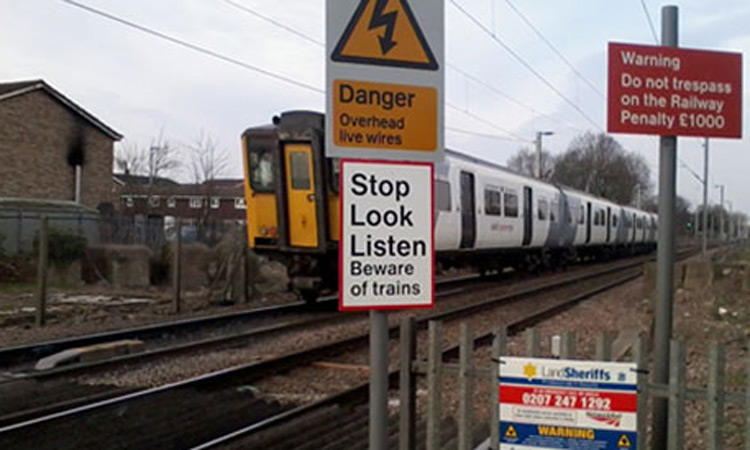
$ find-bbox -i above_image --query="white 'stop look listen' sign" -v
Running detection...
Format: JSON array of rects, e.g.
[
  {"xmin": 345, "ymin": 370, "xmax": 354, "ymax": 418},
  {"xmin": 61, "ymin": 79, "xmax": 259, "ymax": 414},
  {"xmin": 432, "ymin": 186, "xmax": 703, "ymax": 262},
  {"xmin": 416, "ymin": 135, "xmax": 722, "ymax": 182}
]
[{"xmin": 339, "ymin": 160, "xmax": 434, "ymax": 310}]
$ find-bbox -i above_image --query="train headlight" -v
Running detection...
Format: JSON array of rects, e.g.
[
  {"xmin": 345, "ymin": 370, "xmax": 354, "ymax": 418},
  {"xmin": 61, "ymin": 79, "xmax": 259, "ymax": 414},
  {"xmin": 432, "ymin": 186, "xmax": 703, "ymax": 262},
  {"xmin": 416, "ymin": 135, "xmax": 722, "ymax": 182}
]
[
  {"xmin": 269, "ymin": 227, "xmax": 277, "ymax": 237},
  {"xmin": 260, "ymin": 226, "xmax": 268, "ymax": 236}
]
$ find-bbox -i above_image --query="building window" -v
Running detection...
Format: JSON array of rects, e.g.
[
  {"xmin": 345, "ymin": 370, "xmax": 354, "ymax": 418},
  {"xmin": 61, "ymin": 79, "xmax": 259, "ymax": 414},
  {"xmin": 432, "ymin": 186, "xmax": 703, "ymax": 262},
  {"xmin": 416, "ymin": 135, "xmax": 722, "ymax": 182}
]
[
  {"xmin": 234, "ymin": 198, "xmax": 247, "ymax": 209},
  {"xmin": 167, "ymin": 197, "xmax": 176, "ymax": 208},
  {"xmin": 484, "ymin": 187, "xmax": 502, "ymax": 216},
  {"xmin": 124, "ymin": 196, "xmax": 134, "ymax": 208},
  {"xmin": 504, "ymin": 192, "xmax": 519, "ymax": 218},
  {"xmin": 190, "ymin": 197, "xmax": 203, "ymax": 209},
  {"xmin": 210, "ymin": 197, "xmax": 221, "ymax": 209},
  {"xmin": 149, "ymin": 196, "xmax": 160, "ymax": 208},
  {"xmin": 435, "ymin": 180, "xmax": 452, "ymax": 212}
]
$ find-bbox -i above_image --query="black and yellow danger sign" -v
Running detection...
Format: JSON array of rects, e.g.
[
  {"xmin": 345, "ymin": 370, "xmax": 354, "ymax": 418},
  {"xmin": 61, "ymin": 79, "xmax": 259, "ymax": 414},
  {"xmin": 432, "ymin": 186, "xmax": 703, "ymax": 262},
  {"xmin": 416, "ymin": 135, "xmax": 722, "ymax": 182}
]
[
  {"xmin": 331, "ymin": 0, "xmax": 438, "ymax": 70},
  {"xmin": 505, "ymin": 425, "xmax": 518, "ymax": 439},
  {"xmin": 618, "ymin": 434, "xmax": 632, "ymax": 448}
]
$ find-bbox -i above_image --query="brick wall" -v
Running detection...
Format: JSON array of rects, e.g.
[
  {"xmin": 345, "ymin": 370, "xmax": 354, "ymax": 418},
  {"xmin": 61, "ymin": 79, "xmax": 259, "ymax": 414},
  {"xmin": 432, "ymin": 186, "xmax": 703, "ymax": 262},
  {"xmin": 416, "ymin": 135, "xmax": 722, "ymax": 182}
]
[{"xmin": 0, "ymin": 90, "xmax": 115, "ymax": 208}]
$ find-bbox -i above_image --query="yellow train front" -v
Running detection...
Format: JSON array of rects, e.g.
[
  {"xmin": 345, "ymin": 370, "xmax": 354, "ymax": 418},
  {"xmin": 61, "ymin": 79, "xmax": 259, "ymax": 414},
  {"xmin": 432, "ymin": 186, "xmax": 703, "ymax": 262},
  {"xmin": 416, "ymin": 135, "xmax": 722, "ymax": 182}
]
[{"xmin": 242, "ymin": 111, "xmax": 339, "ymax": 301}]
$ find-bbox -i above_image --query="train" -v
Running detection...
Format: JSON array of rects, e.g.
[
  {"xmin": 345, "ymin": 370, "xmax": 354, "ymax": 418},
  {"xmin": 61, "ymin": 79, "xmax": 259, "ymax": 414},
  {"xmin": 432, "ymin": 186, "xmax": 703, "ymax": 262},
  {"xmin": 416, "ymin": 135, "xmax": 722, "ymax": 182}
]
[{"xmin": 241, "ymin": 111, "xmax": 657, "ymax": 302}]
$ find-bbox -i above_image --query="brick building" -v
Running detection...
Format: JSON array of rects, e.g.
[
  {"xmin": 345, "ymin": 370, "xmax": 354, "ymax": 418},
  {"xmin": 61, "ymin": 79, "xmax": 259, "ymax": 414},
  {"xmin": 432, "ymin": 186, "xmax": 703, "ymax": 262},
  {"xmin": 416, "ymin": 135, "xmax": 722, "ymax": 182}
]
[
  {"xmin": 112, "ymin": 175, "xmax": 247, "ymax": 223},
  {"xmin": 0, "ymin": 80, "xmax": 122, "ymax": 209}
]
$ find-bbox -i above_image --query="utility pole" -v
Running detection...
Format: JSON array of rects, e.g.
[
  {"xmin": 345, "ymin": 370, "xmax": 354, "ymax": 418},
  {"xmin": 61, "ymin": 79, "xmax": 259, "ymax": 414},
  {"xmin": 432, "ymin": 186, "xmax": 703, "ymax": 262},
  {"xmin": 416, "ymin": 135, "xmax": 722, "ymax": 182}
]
[
  {"xmin": 534, "ymin": 131, "xmax": 553, "ymax": 179},
  {"xmin": 702, "ymin": 138, "xmax": 709, "ymax": 255}
]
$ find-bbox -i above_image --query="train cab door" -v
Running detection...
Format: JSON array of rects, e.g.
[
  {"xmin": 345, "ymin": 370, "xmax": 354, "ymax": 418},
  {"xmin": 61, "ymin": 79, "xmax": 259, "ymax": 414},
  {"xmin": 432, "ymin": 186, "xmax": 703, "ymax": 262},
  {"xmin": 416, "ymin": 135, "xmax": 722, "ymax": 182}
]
[
  {"xmin": 459, "ymin": 171, "xmax": 476, "ymax": 249},
  {"xmin": 606, "ymin": 207, "xmax": 611, "ymax": 243},
  {"xmin": 283, "ymin": 143, "xmax": 318, "ymax": 248},
  {"xmin": 585, "ymin": 202, "xmax": 592, "ymax": 244},
  {"xmin": 522, "ymin": 186, "xmax": 532, "ymax": 246}
]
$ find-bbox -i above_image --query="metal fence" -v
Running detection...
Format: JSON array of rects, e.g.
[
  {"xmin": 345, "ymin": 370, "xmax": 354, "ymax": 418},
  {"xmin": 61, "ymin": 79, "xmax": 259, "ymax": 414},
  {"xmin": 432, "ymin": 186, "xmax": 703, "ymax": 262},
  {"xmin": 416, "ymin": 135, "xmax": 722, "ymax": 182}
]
[
  {"xmin": 396, "ymin": 318, "xmax": 750, "ymax": 450},
  {"xmin": 0, "ymin": 210, "xmax": 245, "ymax": 255}
]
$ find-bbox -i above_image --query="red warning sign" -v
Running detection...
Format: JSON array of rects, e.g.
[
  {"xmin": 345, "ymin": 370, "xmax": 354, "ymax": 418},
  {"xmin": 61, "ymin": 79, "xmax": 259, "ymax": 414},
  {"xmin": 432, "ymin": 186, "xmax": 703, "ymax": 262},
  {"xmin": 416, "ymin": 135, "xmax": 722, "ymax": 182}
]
[
  {"xmin": 608, "ymin": 42, "xmax": 743, "ymax": 138},
  {"xmin": 331, "ymin": 0, "xmax": 438, "ymax": 70}
]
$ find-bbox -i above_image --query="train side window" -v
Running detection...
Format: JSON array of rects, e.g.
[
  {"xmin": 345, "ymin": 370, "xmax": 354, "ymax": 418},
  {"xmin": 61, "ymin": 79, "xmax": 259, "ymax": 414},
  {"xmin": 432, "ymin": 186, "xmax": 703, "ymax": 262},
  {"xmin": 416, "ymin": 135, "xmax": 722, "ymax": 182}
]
[
  {"xmin": 613, "ymin": 215, "xmax": 618, "ymax": 227},
  {"xmin": 579, "ymin": 205, "xmax": 585, "ymax": 224},
  {"xmin": 290, "ymin": 152, "xmax": 311, "ymax": 190},
  {"xmin": 567, "ymin": 205, "xmax": 574, "ymax": 224},
  {"xmin": 537, "ymin": 199, "xmax": 548, "ymax": 220},
  {"xmin": 484, "ymin": 187, "xmax": 502, "ymax": 216},
  {"xmin": 550, "ymin": 201, "xmax": 558, "ymax": 223},
  {"xmin": 436, "ymin": 180, "xmax": 452, "ymax": 212},
  {"xmin": 504, "ymin": 192, "xmax": 518, "ymax": 217},
  {"xmin": 249, "ymin": 148, "xmax": 275, "ymax": 192}
]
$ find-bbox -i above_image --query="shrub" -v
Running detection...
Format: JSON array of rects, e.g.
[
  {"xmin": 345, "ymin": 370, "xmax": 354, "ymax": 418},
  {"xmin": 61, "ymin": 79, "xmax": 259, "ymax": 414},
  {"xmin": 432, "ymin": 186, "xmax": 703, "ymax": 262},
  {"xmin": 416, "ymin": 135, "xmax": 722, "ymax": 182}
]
[{"xmin": 34, "ymin": 228, "xmax": 88, "ymax": 268}]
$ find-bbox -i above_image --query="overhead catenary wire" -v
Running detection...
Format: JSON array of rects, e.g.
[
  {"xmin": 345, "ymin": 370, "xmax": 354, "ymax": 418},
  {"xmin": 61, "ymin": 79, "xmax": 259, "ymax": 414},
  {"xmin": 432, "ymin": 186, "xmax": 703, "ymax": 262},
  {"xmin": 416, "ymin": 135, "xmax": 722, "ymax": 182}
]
[
  {"xmin": 449, "ymin": 0, "xmax": 603, "ymax": 131},
  {"xmin": 447, "ymin": 102, "xmax": 532, "ymax": 143},
  {"xmin": 446, "ymin": 126, "xmax": 528, "ymax": 143},
  {"xmin": 503, "ymin": 0, "xmax": 605, "ymax": 99},
  {"xmin": 59, "ymin": 0, "xmax": 325, "ymax": 94},
  {"xmin": 222, "ymin": 0, "xmax": 324, "ymax": 47},
  {"xmin": 448, "ymin": 65, "xmax": 584, "ymax": 133},
  {"xmin": 224, "ymin": 0, "xmax": 574, "ymax": 135},
  {"xmin": 638, "ymin": 0, "xmax": 660, "ymax": 44}
]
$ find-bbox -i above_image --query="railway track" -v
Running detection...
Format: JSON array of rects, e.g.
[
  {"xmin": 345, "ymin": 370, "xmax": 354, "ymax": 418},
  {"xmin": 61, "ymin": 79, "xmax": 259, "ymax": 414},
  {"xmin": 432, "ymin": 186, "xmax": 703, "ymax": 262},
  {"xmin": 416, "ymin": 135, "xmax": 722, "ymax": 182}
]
[{"xmin": 0, "ymin": 249, "xmax": 690, "ymax": 449}]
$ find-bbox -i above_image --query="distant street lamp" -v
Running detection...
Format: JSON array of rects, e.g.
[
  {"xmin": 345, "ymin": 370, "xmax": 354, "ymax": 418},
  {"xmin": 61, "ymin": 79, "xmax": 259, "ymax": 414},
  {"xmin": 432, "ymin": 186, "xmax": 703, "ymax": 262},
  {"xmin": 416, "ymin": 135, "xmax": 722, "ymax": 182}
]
[{"xmin": 535, "ymin": 131, "xmax": 554, "ymax": 179}]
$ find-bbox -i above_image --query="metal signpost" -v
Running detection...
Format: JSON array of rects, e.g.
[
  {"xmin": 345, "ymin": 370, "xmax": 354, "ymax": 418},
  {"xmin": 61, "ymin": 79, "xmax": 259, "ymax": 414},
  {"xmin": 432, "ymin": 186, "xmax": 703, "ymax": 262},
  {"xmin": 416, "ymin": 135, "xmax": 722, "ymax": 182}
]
[
  {"xmin": 499, "ymin": 357, "xmax": 638, "ymax": 450},
  {"xmin": 607, "ymin": 6, "xmax": 743, "ymax": 448},
  {"xmin": 327, "ymin": 1, "xmax": 444, "ymax": 448}
]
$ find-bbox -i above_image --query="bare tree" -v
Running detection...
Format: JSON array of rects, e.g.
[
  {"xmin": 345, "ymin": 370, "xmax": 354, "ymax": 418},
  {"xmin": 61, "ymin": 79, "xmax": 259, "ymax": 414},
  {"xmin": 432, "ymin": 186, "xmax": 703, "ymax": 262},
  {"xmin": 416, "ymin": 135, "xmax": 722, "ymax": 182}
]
[
  {"xmin": 147, "ymin": 131, "xmax": 181, "ymax": 183},
  {"xmin": 114, "ymin": 131, "xmax": 181, "ymax": 183},
  {"xmin": 114, "ymin": 141, "xmax": 146, "ymax": 175},
  {"xmin": 188, "ymin": 132, "xmax": 229, "ymax": 243},
  {"xmin": 507, "ymin": 146, "xmax": 555, "ymax": 180},
  {"xmin": 188, "ymin": 132, "xmax": 228, "ymax": 185},
  {"xmin": 552, "ymin": 132, "xmax": 651, "ymax": 205}
]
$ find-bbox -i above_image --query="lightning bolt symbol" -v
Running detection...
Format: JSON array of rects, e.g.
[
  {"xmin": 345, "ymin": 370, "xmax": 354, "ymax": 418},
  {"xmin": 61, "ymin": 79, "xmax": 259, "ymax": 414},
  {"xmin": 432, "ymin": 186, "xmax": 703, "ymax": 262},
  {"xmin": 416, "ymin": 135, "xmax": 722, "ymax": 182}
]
[{"xmin": 368, "ymin": 0, "xmax": 398, "ymax": 55}]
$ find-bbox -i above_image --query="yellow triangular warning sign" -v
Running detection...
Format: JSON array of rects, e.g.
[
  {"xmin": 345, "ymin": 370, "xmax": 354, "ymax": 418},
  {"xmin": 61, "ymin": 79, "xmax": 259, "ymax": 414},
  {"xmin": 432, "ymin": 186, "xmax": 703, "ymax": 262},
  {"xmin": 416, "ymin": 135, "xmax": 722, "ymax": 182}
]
[
  {"xmin": 505, "ymin": 425, "xmax": 518, "ymax": 439},
  {"xmin": 331, "ymin": 0, "xmax": 438, "ymax": 70},
  {"xmin": 618, "ymin": 434, "xmax": 631, "ymax": 448}
]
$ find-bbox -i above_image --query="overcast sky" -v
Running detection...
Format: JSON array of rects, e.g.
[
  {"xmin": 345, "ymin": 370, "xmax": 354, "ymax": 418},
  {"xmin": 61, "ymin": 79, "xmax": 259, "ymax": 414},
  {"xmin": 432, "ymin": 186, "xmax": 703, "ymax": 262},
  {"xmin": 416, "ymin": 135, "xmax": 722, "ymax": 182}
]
[{"xmin": 1, "ymin": 0, "xmax": 747, "ymax": 213}]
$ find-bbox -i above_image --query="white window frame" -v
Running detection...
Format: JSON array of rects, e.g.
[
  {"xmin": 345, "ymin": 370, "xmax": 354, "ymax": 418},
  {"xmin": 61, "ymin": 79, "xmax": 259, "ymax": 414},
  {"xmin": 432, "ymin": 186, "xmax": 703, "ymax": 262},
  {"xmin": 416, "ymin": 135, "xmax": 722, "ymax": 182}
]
[
  {"xmin": 234, "ymin": 197, "xmax": 247, "ymax": 210},
  {"xmin": 210, "ymin": 197, "xmax": 221, "ymax": 209},
  {"xmin": 148, "ymin": 196, "xmax": 160, "ymax": 208},
  {"xmin": 190, "ymin": 197, "xmax": 203, "ymax": 209},
  {"xmin": 125, "ymin": 196, "xmax": 134, "ymax": 208},
  {"xmin": 167, "ymin": 197, "xmax": 176, "ymax": 208}
]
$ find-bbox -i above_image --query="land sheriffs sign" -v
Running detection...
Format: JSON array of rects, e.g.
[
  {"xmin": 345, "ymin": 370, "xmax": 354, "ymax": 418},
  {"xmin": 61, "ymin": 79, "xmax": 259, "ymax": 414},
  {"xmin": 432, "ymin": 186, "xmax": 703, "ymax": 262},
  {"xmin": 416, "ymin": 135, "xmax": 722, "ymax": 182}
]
[
  {"xmin": 499, "ymin": 357, "xmax": 638, "ymax": 450},
  {"xmin": 339, "ymin": 160, "xmax": 434, "ymax": 310},
  {"xmin": 326, "ymin": 0, "xmax": 444, "ymax": 162},
  {"xmin": 608, "ymin": 42, "xmax": 743, "ymax": 138}
]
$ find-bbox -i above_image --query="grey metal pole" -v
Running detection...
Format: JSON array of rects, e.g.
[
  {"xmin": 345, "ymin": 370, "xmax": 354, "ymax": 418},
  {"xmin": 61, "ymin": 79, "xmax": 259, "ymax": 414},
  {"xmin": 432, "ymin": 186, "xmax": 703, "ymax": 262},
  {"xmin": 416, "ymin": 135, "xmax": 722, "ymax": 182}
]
[
  {"xmin": 702, "ymin": 138, "xmax": 709, "ymax": 255},
  {"xmin": 534, "ymin": 132, "xmax": 542, "ymax": 179},
  {"xmin": 651, "ymin": 6, "xmax": 678, "ymax": 450},
  {"xmin": 370, "ymin": 310, "xmax": 388, "ymax": 450},
  {"xmin": 173, "ymin": 218, "xmax": 182, "ymax": 313},
  {"xmin": 35, "ymin": 216, "xmax": 49, "ymax": 327},
  {"xmin": 718, "ymin": 185, "xmax": 725, "ymax": 242}
]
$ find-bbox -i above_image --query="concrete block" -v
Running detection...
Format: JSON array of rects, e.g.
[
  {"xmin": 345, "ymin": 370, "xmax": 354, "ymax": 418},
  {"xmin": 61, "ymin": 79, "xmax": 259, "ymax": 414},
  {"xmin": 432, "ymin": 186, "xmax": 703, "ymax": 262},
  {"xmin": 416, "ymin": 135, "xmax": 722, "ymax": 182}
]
[
  {"xmin": 88, "ymin": 245, "xmax": 152, "ymax": 288},
  {"xmin": 35, "ymin": 339, "xmax": 145, "ymax": 370},
  {"xmin": 177, "ymin": 243, "xmax": 215, "ymax": 290},
  {"xmin": 683, "ymin": 260, "xmax": 714, "ymax": 291},
  {"xmin": 48, "ymin": 260, "xmax": 83, "ymax": 286}
]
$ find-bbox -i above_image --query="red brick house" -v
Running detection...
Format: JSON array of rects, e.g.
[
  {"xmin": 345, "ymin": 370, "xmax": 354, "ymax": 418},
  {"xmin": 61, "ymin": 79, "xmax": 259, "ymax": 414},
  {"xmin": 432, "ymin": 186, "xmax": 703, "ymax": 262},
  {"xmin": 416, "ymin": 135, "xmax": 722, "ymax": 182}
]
[
  {"xmin": 112, "ymin": 175, "xmax": 247, "ymax": 223},
  {"xmin": 0, "ymin": 80, "xmax": 122, "ymax": 210}
]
